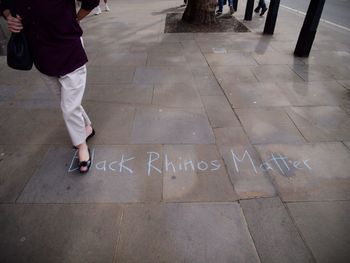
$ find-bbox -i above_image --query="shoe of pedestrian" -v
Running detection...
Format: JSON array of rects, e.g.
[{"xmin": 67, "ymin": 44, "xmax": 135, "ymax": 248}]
[
  {"xmin": 260, "ymin": 7, "xmax": 268, "ymax": 16},
  {"xmin": 230, "ymin": 6, "xmax": 234, "ymax": 15},
  {"xmin": 79, "ymin": 148, "xmax": 91, "ymax": 174},
  {"xmin": 95, "ymin": 6, "xmax": 102, "ymax": 15},
  {"xmin": 254, "ymin": 7, "xmax": 260, "ymax": 13},
  {"xmin": 216, "ymin": 11, "xmax": 222, "ymax": 16},
  {"xmin": 105, "ymin": 4, "xmax": 110, "ymax": 11}
]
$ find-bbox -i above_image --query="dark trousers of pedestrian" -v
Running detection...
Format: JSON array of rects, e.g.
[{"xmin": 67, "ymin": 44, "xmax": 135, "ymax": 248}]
[
  {"xmin": 218, "ymin": 0, "xmax": 237, "ymax": 13},
  {"xmin": 257, "ymin": 0, "xmax": 267, "ymax": 10}
]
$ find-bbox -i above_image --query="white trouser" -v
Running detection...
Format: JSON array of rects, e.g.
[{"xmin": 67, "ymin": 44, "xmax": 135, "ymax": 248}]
[{"xmin": 41, "ymin": 65, "xmax": 91, "ymax": 146}]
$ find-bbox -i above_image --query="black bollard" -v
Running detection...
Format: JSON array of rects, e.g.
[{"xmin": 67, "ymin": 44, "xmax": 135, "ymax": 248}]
[
  {"xmin": 244, "ymin": 0, "xmax": 254, "ymax": 21},
  {"xmin": 263, "ymin": 0, "xmax": 280, "ymax": 35},
  {"xmin": 233, "ymin": 0, "xmax": 238, "ymax": 11},
  {"xmin": 294, "ymin": 0, "xmax": 326, "ymax": 57}
]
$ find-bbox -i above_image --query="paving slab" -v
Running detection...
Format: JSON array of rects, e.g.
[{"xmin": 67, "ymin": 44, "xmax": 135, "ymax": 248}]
[
  {"xmin": 201, "ymin": 96, "xmax": 240, "ymax": 128},
  {"xmin": 214, "ymin": 127, "xmax": 251, "ymax": 147},
  {"xmin": 12, "ymin": 83, "xmax": 55, "ymax": 101},
  {"xmin": 251, "ymin": 65, "xmax": 304, "ymax": 83},
  {"xmin": 90, "ymin": 52, "xmax": 148, "ymax": 66},
  {"xmin": 185, "ymin": 52, "xmax": 208, "ymax": 67},
  {"xmin": 212, "ymin": 66, "xmax": 258, "ymax": 84},
  {"xmin": 214, "ymin": 127, "xmax": 276, "ymax": 199},
  {"xmin": 0, "ymin": 145, "xmax": 48, "ymax": 203},
  {"xmin": 163, "ymin": 145, "xmax": 238, "ymax": 202},
  {"xmin": 85, "ymin": 83, "xmax": 153, "ymax": 104},
  {"xmin": 337, "ymin": 80, "xmax": 350, "ymax": 90},
  {"xmin": 278, "ymin": 81, "xmax": 348, "ymax": 107},
  {"xmin": 256, "ymin": 142, "xmax": 350, "ymax": 201},
  {"xmin": 303, "ymin": 50, "xmax": 350, "ymax": 66},
  {"xmin": 196, "ymin": 40, "xmax": 234, "ymax": 53},
  {"xmin": 241, "ymin": 198, "xmax": 314, "ymax": 263},
  {"xmin": 252, "ymin": 51, "xmax": 304, "ymax": 65},
  {"xmin": 0, "ymin": 204, "xmax": 121, "ymax": 263},
  {"xmin": 153, "ymin": 82, "xmax": 203, "ymax": 108},
  {"xmin": 0, "ymin": 84, "xmax": 24, "ymax": 105},
  {"xmin": 344, "ymin": 141, "xmax": 350, "ymax": 150},
  {"xmin": 286, "ymin": 106, "xmax": 350, "ymax": 142},
  {"xmin": 289, "ymin": 64, "xmax": 335, "ymax": 82},
  {"xmin": 180, "ymin": 40, "xmax": 202, "ymax": 54},
  {"xmin": 160, "ymin": 33, "xmax": 195, "ymax": 42},
  {"xmin": 327, "ymin": 65, "xmax": 350, "ymax": 80},
  {"xmin": 147, "ymin": 52, "xmax": 187, "ymax": 66},
  {"xmin": 147, "ymin": 42, "xmax": 184, "ymax": 53},
  {"xmin": 287, "ymin": 201, "xmax": 350, "ymax": 263},
  {"xmin": 236, "ymin": 108, "xmax": 305, "ymax": 145},
  {"xmin": 115, "ymin": 203, "xmax": 260, "ymax": 263},
  {"xmin": 269, "ymin": 40, "xmax": 299, "ymax": 53},
  {"xmin": 228, "ymin": 38, "xmax": 275, "ymax": 53},
  {"xmin": 0, "ymin": 67, "xmax": 44, "ymax": 86},
  {"xmin": 222, "ymin": 82, "xmax": 291, "ymax": 108},
  {"xmin": 205, "ymin": 52, "xmax": 258, "ymax": 66},
  {"xmin": 133, "ymin": 66, "xmax": 194, "ymax": 84},
  {"xmin": 131, "ymin": 106, "xmax": 214, "ymax": 144},
  {"xmin": 191, "ymin": 66, "xmax": 224, "ymax": 96},
  {"xmin": 221, "ymin": 144, "xmax": 277, "ymax": 199},
  {"xmin": 86, "ymin": 66, "xmax": 135, "ymax": 84},
  {"xmin": 84, "ymin": 102, "xmax": 135, "ymax": 145},
  {"xmin": 18, "ymin": 145, "xmax": 163, "ymax": 203},
  {"xmin": 0, "ymin": 103, "xmax": 70, "ymax": 145}
]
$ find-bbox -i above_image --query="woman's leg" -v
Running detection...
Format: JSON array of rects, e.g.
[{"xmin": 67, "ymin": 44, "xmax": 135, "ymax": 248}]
[
  {"xmin": 58, "ymin": 65, "xmax": 92, "ymax": 171},
  {"xmin": 58, "ymin": 65, "xmax": 89, "ymax": 147},
  {"xmin": 41, "ymin": 73, "xmax": 92, "ymax": 135}
]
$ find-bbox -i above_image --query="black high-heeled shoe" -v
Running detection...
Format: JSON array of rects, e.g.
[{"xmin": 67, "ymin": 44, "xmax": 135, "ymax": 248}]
[
  {"xmin": 79, "ymin": 148, "xmax": 91, "ymax": 174},
  {"xmin": 73, "ymin": 129, "xmax": 96, "ymax": 149}
]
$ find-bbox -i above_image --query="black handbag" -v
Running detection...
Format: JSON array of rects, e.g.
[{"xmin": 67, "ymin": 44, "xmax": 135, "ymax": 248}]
[{"xmin": 6, "ymin": 0, "xmax": 33, "ymax": 70}]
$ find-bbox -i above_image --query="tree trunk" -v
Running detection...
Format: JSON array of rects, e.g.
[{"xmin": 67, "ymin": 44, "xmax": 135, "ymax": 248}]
[{"xmin": 182, "ymin": 0, "xmax": 217, "ymax": 25}]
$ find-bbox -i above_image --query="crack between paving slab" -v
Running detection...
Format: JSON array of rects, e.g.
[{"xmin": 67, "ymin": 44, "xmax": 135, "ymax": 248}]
[
  {"xmin": 282, "ymin": 200, "xmax": 318, "ymax": 263},
  {"xmin": 238, "ymin": 201, "xmax": 264, "ymax": 263},
  {"xmin": 284, "ymin": 199, "xmax": 350, "ymax": 203},
  {"xmin": 283, "ymin": 107, "xmax": 309, "ymax": 143},
  {"xmin": 14, "ymin": 146, "xmax": 52, "ymax": 204},
  {"xmin": 113, "ymin": 208, "xmax": 124, "ymax": 263},
  {"xmin": 198, "ymin": 39, "xmax": 253, "ymax": 141}
]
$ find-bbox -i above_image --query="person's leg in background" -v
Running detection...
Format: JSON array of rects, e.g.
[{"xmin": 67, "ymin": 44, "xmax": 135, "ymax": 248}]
[
  {"xmin": 233, "ymin": 0, "xmax": 237, "ymax": 11},
  {"xmin": 104, "ymin": 0, "xmax": 110, "ymax": 11},
  {"xmin": 259, "ymin": 0, "xmax": 267, "ymax": 16},
  {"xmin": 255, "ymin": 0, "xmax": 268, "ymax": 16},
  {"xmin": 216, "ymin": 0, "xmax": 224, "ymax": 15},
  {"xmin": 228, "ymin": 0, "xmax": 235, "ymax": 14},
  {"xmin": 95, "ymin": 0, "xmax": 102, "ymax": 15}
]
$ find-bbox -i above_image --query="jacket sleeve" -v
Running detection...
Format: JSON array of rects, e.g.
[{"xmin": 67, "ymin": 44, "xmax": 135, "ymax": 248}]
[{"xmin": 79, "ymin": 0, "xmax": 99, "ymax": 11}]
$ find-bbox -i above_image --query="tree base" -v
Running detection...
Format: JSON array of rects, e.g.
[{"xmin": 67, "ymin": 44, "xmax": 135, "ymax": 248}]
[{"xmin": 182, "ymin": 0, "xmax": 217, "ymax": 25}]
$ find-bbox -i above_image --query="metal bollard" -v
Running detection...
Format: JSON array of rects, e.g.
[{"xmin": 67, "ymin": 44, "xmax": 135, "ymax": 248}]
[
  {"xmin": 294, "ymin": 0, "xmax": 326, "ymax": 57},
  {"xmin": 263, "ymin": 0, "xmax": 280, "ymax": 35},
  {"xmin": 244, "ymin": 0, "xmax": 254, "ymax": 21}
]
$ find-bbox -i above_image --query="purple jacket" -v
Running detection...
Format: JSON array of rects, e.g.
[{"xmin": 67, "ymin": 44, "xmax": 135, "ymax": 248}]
[{"xmin": 0, "ymin": 0, "xmax": 99, "ymax": 76}]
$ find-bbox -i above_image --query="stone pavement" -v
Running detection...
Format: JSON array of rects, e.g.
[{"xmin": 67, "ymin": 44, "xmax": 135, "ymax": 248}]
[{"xmin": 0, "ymin": 1, "xmax": 350, "ymax": 262}]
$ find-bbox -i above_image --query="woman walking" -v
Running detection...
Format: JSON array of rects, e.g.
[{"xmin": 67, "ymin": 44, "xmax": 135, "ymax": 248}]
[{"xmin": 1, "ymin": 0, "xmax": 99, "ymax": 173}]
